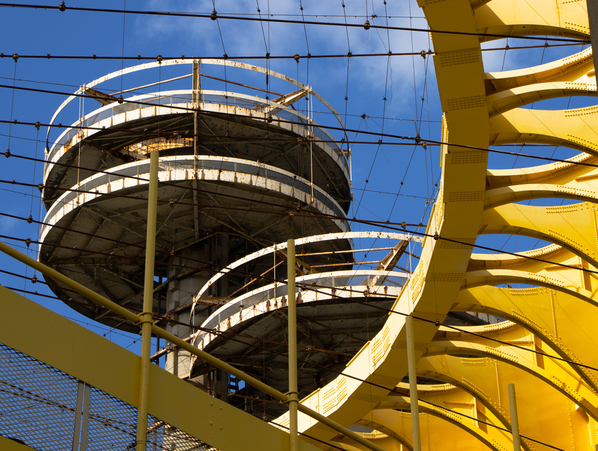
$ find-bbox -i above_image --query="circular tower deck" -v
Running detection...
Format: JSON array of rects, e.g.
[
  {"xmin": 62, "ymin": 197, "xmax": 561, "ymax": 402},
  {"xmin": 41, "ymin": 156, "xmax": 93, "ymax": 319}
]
[
  {"xmin": 40, "ymin": 60, "xmax": 418, "ymax": 419},
  {"xmin": 40, "ymin": 60, "xmax": 352, "ymax": 328}
]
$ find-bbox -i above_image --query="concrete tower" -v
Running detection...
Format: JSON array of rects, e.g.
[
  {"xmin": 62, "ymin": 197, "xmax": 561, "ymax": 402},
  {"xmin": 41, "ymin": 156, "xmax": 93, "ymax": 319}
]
[{"xmin": 40, "ymin": 59, "xmax": 415, "ymax": 419}]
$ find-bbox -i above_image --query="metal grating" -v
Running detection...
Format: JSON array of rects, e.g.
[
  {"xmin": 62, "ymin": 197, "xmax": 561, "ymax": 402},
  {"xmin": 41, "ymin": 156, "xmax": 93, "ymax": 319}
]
[
  {"xmin": 0, "ymin": 343, "xmax": 78, "ymax": 450},
  {"xmin": 0, "ymin": 343, "xmax": 215, "ymax": 450}
]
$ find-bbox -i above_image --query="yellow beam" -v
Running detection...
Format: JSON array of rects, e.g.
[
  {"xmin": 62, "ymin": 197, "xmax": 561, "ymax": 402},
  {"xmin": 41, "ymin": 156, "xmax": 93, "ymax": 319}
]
[{"xmin": 0, "ymin": 286, "xmax": 320, "ymax": 451}]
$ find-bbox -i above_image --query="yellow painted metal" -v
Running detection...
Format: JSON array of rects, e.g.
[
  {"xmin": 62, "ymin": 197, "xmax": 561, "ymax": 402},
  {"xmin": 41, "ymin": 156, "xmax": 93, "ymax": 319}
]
[
  {"xmin": 137, "ymin": 148, "xmax": 159, "ymax": 451},
  {"xmin": 287, "ymin": 0, "xmax": 598, "ymax": 449},
  {"xmin": 405, "ymin": 316, "xmax": 421, "ymax": 451},
  {"xmin": 0, "ymin": 286, "xmax": 320, "ymax": 451},
  {"xmin": 0, "ymin": 436, "xmax": 34, "ymax": 451},
  {"xmin": 508, "ymin": 384, "xmax": 521, "ymax": 451},
  {"xmin": 287, "ymin": 239, "xmax": 299, "ymax": 451},
  {"xmin": 453, "ymin": 285, "xmax": 598, "ymax": 390},
  {"xmin": 474, "ymin": 0, "xmax": 590, "ymax": 40}
]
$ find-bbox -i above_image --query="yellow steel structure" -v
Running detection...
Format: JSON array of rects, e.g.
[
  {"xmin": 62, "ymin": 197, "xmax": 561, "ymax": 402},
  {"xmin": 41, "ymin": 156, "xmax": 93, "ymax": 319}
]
[
  {"xmin": 1, "ymin": 0, "xmax": 598, "ymax": 450},
  {"xmin": 272, "ymin": 0, "xmax": 598, "ymax": 449}
]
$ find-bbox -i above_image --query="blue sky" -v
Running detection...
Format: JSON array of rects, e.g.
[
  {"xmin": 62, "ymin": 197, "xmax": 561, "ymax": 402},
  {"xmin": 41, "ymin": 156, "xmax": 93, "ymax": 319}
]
[{"xmin": 0, "ymin": 1, "xmax": 587, "ymax": 350}]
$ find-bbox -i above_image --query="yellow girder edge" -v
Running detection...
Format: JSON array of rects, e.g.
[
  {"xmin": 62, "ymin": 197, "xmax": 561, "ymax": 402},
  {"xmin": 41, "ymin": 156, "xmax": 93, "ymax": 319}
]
[
  {"xmin": 489, "ymin": 108, "xmax": 598, "ymax": 154},
  {"xmin": 486, "ymin": 47, "xmax": 593, "ymax": 92},
  {"xmin": 416, "ymin": 355, "xmax": 595, "ymax": 449},
  {"xmin": 467, "ymin": 246, "xmax": 598, "ymax": 300},
  {"xmin": 334, "ymin": 422, "xmax": 412, "ymax": 451},
  {"xmin": 487, "ymin": 154, "xmax": 598, "ymax": 189},
  {"xmin": 369, "ymin": 399, "xmax": 510, "ymax": 451},
  {"xmin": 488, "ymin": 81, "xmax": 597, "ymax": 117},
  {"xmin": 386, "ymin": 383, "xmax": 526, "ymax": 450},
  {"xmin": 427, "ymin": 324, "xmax": 598, "ymax": 421},
  {"xmin": 480, "ymin": 201, "xmax": 598, "ymax": 267},
  {"xmin": 453, "ymin": 285, "xmax": 598, "ymax": 390},
  {"xmin": 0, "ymin": 286, "xmax": 320, "ymax": 451},
  {"xmin": 474, "ymin": 0, "xmax": 590, "ymax": 41}
]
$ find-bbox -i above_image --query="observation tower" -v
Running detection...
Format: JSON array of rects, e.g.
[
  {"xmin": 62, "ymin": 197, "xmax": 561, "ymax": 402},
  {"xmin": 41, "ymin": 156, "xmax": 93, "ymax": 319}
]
[{"xmin": 39, "ymin": 60, "xmax": 419, "ymax": 418}]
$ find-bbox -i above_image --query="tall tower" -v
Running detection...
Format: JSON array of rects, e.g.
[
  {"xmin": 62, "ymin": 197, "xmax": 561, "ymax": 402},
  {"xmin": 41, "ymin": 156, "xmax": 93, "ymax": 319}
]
[{"xmin": 40, "ymin": 59, "xmax": 414, "ymax": 419}]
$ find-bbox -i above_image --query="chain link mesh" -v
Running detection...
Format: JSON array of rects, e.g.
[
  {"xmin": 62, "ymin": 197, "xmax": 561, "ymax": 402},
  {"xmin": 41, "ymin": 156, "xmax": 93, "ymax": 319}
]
[{"xmin": 0, "ymin": 343, "xmax": 215, "ymax": 450}]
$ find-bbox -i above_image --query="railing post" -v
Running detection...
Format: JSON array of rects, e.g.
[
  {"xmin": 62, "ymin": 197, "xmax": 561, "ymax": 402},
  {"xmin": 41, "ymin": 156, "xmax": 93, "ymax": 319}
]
[
  {"xmin": 287, "ymin": 238, "xmax": 299, "ymax": 451},
  {"xmin": 508, "ymin": 383, "xmax": 521, "ymax": 450},
  {"xmin": 136, "ymin": 149, "xmax": 159, "ymax": 451},
  {"xmin": 405, "ymin": 315, "xmax": 421, "ymax": 451}
]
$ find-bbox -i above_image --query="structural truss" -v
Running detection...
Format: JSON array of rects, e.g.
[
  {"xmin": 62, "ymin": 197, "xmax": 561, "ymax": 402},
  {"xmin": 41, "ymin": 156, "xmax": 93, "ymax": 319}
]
[{"xmin": 1, "ymin": 0, "xmax": 598, "ymax": 450}]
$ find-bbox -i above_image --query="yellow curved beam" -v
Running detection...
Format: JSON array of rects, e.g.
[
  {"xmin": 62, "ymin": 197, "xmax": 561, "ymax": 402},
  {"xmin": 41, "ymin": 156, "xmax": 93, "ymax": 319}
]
[
  {"xmin": 426, "ymin": 329, "xmax": 598, "ymax": 421},
  {"xmin": 486, "ymin": 48, "xmax": 594, "ymax": 93},
  {"xmin": 416, "ymin": 355, "xmax": 596, "ymax": 450},
  {"xmin": 465, "ymin": 246, "xmax": 598, "ymax": 309},
  {"xmin": 487, "ymin": 154, "xmax": 598, "ymax": 189},
  {"xmin": 453, "ymin": 285, "xmax": 598, "ymax": 390},
  {"xmin": 489, "ymin": 107, "xmax": 598, "ymax": 154},
  {"xmin": 488, "ymin": 81, "xmax": 597, "ymax": 116},
  {"xmin": 480, "ymin": 201, "xmax": 598, "ymax": 266},
  {"xmin": 474, "ymin": 0, "xmax": 589, "ymax": 40},
  {"xmin": 484, "ymin": 184, "xmax": 598, "ymax": 209},
  {"xmin": 373, "ymin": 398, "xmax": 510, "ymax": 451}
]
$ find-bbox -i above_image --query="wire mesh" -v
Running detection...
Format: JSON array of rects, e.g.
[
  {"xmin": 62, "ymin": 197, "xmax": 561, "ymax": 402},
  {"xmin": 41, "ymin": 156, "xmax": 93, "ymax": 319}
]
[
  {"xmin": 0, "ymin": 343, "xmax": 78, "ymax": 450},
  {"xmin": 0, "ymin": 343, "xmax": 215, "ymax": 450}
]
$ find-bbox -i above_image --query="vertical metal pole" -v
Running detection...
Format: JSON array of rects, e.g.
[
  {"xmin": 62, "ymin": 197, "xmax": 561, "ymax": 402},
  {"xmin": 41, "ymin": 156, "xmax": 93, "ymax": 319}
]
[
  {"xmin": 508, "ymin": 383, "xmax": 521, "ymax": 450},
  {"xmin": 287, "ymin": 239, "xmax": 299, "ymax": 451},
  {"xmin": 405, "ymin": 315, "xmax": 421, "ymax": 451},
  {"xmin": 192, "ymin": 60, "xmax": 200, "ymax": 242},
  {"xmin": 79, "ymin": 384, "xmax": 90, "ymax": 451},
  {"xmin": 136, "ymin": 149, "xmax": 159, "ymax": 451},
  {"xmin": 72, "ymin": 382, "xmax": 84, "ymax": 451}
]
